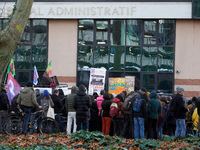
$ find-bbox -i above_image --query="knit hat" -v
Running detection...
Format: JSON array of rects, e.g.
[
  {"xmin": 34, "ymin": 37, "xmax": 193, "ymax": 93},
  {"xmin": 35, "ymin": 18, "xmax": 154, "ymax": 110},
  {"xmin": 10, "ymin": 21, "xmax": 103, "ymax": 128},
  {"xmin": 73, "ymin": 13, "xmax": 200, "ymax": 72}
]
[
  {"xmin": 43, "ymin": 90, "xmax": 50, "ymax": 97},
  {"xmin": 176, "ymin": 86, "xmax": 184, "ymax": 94},
  {"xmin": 26, "ymin": 81, "xmax": 33, "ymax": 87}
]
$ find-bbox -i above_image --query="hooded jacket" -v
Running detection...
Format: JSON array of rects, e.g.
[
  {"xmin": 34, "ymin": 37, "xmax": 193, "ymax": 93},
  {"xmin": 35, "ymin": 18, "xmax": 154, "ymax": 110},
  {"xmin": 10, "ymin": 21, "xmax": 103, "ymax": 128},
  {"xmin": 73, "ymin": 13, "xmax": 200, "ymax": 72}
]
[
  {"xmin": 0, "ymin": 89, "xmax": 9, "ymax": 111},
  {"xmin": 73, "ymin": 90, "xmax": 92, "ymax": 119},
  {"xmin": 96, "ymin": 96, "xmax": 104, "ymax": 116},
  {"xmin": 113, "ymin": 98, "xmax": 124, "ymax": 118},
  {"xmin": 65, "ymin": 86, "xmax": 78, "ymax": 112},
  {"xmin": 17, "ymin": 87, "xmax": 39, "ymax": 108},
  {"xmin": 192, "ymin": 108, "xmax": 199, "ymax": 131},
  {"xmin": 148, "ymin": 91, "xmax": 161, "ymax": 119}
]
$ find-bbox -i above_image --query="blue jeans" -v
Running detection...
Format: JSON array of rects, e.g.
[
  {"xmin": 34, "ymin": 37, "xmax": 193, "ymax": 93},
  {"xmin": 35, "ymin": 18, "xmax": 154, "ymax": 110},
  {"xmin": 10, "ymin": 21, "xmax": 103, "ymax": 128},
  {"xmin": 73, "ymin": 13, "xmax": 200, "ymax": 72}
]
[
  {"xmin": 21, "ymin": 106, "xmax": 32, "ymax": 134},
  {"xmin": 175, "ymin": 119, "xmax": 186, "ymax": 138},
  {"xmin": 134, "ymin": 117, "xmax": 145, "ymax": 139}
]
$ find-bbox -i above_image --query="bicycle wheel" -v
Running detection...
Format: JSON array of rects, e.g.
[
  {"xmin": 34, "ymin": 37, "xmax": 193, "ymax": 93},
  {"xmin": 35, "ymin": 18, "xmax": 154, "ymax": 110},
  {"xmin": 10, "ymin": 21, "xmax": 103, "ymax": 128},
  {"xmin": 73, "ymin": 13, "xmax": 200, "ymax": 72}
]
[
  {"xmin": 38, "ymin": 117, "xmax": 59, "ymax": 134},
  {"xmin": 4, "ymin": 115, "xmax": 23, "ymax": 135}
]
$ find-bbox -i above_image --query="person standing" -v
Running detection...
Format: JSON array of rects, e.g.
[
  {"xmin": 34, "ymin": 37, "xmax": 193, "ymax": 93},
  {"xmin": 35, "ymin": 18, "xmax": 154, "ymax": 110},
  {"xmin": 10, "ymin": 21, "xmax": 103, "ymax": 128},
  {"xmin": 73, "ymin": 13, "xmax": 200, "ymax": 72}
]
[
  {"xmin": 89, "ymin": 95, "xmax": 98, "ymax": 132},
  {"xmin": 17, "ymin": 81, "xmax": 42, "ymax": 135},
  {"xmin": 148, "ymin": 91, "xmax": 161, "ymax": 139},
  {"xmin": 73, "ymin": 84, "xmax": 92, "ymax": 131},
  {"xmin": 112, "ymin": 96, "xmax": 124, "ymax": 136},
  {"xmin": 96, "ymin": 90, "xmax": 105, "ymax": 131},
  {"xmin": 0, "ymin": 84, "xmax": 9, "ymax": 134},
  {"xmin": 173, "ymin": 86, "xmax": 188, "ymax": 139},
  {"xmin": 65, "ymin": 86, "xmax": 78, "ymax": 134},
  {"xmin": 133, "ymin": 93, "xmax": 147, "ymax": 139},
  {"xmin": 101, "ymin": 92, "xmax": 112, "ymax": 135},
  {"xmin": 41, "ymin": 90, "xmax": 54, "ymax": 117},
  {"xmin": 51, "ymin": 89, "xmax": 63, "ymax": 131}
]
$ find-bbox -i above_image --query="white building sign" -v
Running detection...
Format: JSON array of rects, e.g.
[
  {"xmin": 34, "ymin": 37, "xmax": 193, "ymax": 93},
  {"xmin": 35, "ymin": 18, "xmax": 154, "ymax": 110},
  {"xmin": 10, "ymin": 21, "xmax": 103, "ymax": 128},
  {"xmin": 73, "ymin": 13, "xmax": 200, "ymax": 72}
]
[{"xmin": 0, "ymin": 2, "xmax": 192, "ymax": 19}]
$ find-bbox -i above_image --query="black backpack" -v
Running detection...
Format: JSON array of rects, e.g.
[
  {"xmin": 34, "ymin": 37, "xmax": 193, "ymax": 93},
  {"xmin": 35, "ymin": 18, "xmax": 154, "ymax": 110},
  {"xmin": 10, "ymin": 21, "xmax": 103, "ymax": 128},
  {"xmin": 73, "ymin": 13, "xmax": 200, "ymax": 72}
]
[{"xmin": 191, "ymin": 103, "xmax": 196, "ymax": 117}]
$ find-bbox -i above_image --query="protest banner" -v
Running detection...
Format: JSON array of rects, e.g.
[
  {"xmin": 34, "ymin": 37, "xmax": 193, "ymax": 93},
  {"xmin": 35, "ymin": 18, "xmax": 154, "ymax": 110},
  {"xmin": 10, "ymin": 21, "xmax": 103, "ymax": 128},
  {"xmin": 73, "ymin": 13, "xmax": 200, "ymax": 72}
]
[
  {"xmin": 109, "ymin": 78, "xmax": 125, "ymax": 95},
  {"xmin": 88, "ymin": 68, "xmax": 106, "ymax": 95}
]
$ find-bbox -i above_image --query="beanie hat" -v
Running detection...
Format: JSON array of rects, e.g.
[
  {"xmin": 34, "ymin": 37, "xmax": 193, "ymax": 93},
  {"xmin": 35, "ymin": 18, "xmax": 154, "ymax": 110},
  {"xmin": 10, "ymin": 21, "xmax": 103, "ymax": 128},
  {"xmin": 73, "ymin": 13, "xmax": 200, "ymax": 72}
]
[
  {"xmin": 43, "ymin": 90, "xmax": 50, "ymax": 97},
  {"xmin": 26, "ymin": 81, "xmax": 33, "ymax": 87},
  {"xmin": 176, "ymin": 86, "xmax": 184, "ymax": 94}
]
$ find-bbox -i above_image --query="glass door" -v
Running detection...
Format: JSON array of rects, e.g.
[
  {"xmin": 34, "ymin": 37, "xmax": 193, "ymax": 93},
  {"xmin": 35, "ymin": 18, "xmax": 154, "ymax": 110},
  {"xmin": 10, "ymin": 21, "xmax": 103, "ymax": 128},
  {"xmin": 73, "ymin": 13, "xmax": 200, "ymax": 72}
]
[{"xmin": 141, "ymin": 73, "xmax": 157, "ymax": 92}]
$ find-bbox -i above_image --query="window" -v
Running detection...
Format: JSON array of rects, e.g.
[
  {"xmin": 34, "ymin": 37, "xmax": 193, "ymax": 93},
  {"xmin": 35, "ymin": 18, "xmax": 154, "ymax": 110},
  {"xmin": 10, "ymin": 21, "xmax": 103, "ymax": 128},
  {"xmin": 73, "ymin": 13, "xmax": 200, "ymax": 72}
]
[
  {"xmin": 77, "ymin": 19, "xmax": 175, "ymax": 92},
  {"xmin": 0, "ymin": 19, "xmax": 48, "ymax": 85}
]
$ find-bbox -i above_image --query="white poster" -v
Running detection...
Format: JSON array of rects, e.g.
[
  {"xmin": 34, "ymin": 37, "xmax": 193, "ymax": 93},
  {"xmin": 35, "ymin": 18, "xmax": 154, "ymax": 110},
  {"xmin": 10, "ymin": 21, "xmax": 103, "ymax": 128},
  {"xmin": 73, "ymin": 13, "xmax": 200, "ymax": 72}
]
[{"xmin": 88, "ymin": 68, "xmax": 106, "ymax": 95}]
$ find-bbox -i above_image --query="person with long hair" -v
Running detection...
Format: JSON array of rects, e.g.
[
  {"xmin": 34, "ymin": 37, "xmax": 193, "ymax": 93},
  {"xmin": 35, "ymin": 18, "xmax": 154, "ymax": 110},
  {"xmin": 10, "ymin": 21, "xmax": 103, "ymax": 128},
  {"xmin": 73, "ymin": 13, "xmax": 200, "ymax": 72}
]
[
  {"xmin": 41, "ymin": 90, "xmax": 54, "ymax": 117},
  {"xmin": 101, "ymin": 92, "xmax": 112, "ymax": 135}
]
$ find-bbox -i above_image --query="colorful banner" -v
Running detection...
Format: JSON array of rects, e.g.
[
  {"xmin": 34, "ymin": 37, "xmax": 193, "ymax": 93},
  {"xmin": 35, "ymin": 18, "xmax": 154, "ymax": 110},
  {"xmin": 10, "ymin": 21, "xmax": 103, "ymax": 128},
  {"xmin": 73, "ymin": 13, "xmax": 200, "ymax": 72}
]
[
  {"xmin": 88, "ymin": 68, "xmax": 106, "ymax": 95},
  {"xmin": 6, "ymin": 73, "xmax": 22, "ymax": 105},
  {"xmin": 43, "ymin": 61, "xmax": 52, "ymax": 77},
  {"xmin": 33, "ymin": 66, "xmax": 39, "ymax": 85},
  {"xmin": 125, "ymin": 76, "xmax": 135, "ymax": 94},
  {"xmin": 7, "ymin": 57, "xmax": 15, "ymax": 77},
  {"xmin": 109, "ymin": 78, "xmax": 125, "ymax": 95}
]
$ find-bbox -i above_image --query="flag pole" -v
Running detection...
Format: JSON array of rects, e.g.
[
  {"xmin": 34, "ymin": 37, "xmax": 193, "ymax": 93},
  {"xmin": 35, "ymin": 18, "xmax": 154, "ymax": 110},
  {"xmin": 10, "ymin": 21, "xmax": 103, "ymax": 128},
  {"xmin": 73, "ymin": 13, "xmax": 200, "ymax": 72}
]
[{"xmin": 3, "ymin": 73, "xmax": 8, "ymax": 85}]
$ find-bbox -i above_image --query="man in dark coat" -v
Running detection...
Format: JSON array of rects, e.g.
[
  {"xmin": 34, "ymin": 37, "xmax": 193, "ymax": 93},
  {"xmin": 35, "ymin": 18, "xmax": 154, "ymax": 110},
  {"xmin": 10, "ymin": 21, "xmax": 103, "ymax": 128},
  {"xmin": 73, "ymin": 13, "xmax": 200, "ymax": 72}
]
[
  {"xmin": 73, "ymin": 84, "xmax": 92, "ymax": 131},
  {"xmin": 51, "ymin": 89, "xmax": 63, "ymax": 131},
  {"xmin": 173, "ymin": 86, "xmax": 188, "ymax": 138},
  {"xmin": 0, "ymin": 84, "xmax": 9, "ymax": 134}
]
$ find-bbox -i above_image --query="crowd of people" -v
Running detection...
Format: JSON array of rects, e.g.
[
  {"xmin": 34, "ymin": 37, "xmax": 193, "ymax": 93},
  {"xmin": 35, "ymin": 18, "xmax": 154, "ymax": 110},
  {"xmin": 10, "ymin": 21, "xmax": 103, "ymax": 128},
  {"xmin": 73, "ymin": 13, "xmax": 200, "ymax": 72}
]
[{"xmin": 1, "ymin": 81, "xmax": 200, "ymax": 139}]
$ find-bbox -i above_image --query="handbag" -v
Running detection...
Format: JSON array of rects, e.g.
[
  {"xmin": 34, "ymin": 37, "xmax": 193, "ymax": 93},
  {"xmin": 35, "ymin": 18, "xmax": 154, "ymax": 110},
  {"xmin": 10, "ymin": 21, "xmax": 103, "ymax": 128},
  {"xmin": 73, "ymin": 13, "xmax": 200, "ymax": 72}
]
[{"xmin": 47, "ymin": 100, "xmax": 55, "ymax": 119}]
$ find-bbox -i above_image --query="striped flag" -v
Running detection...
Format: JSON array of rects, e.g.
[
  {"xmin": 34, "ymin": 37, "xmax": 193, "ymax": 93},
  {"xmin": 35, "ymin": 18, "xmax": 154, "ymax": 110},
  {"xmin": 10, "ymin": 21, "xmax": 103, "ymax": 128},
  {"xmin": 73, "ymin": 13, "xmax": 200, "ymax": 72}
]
[
  {"xmin": 43, "ymin": 61, "xmax": 52, "ymax": 77},
  {"xmin": 33, "ymin": 66, "xmax": 39, "ymax": 85},
  {"xmin": 7, "ymin": 57, "xmax": 15, "ymax": 77}
]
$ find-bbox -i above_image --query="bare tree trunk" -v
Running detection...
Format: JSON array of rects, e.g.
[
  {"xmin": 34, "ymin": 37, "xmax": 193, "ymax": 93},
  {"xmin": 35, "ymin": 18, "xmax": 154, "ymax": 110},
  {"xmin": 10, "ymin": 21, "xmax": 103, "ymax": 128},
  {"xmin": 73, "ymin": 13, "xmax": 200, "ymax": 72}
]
[{"xmin": 0, "ymin": 0, "xmax": 34, "ymax": 87}]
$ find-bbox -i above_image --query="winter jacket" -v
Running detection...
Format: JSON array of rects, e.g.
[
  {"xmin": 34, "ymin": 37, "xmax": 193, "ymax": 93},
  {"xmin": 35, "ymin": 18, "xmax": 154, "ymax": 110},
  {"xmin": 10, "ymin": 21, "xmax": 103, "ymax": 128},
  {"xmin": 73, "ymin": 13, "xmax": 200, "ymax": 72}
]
[
  {"xmin": 73, "ymin": 90, "xmax": 92, "ymax": 119},
  {"xmin": 192, "ymin": 108, "xmax": 199, "ymax": 131},
  {"xmin": 148, "ymin": 91, "xmax": 161, "ymax": 119},
  {"xmin": 65, "ymin": 86, "xmax": 78, "ymax": 112},
  {"xmin": 113, "ymin": 98, "xmax": 124, "ymax": 119},
  {"xmin": 17, "ymin": 87, "xmax": 39, "ymax": 108},
  {"xmin": 41, "ymin": 98, "xmax": 54, "ymax": 117},
  {"xmin": 51, "ymin": 94, "xmax": 63, "ymax": 113},
  {"xmin": 101, "ymin": 99, "xmax": 112, "ymax": 117},
  {"xmin": 96, "ymin": 96, "xmax": 104, "ymax": 116},
  {"xmin": 173, "ymin": 94, "xmax": 188, "ymax": 119},
  {"xmin": 90, "ymin": 102, "xmax": 98, "ymax": 121},
  {"xmin": 196, "ymin": 97, "xmax": 200, "ymax": 116},
  {"xmin": 0, "ymin": 89, "xmax": 9, "ymax": 111},
  {"xmin": 166, "ymin": 102, "xmax": 176, "ymax": 125}
]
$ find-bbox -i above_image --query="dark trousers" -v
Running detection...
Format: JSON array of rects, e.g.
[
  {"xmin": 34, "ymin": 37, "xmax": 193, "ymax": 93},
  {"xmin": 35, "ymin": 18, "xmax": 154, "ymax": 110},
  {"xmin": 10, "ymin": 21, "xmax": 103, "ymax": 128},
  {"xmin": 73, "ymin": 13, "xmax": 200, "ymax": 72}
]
[
  {"xmin": 97, "ymin": 116, "xmax": 102, "ymax": 131},
  {"xmin": 76, "ymin": 118, "xmax": 87, "ymax": 131},
  {"xmin": 21, "ymin": 106, "xmax": 32, "ymax": 134},
  {"xmin": 113, "ymin": 118, "xmax": 124, "ymax": 136},
  {"xmin": 122, "ymin": 114, "xmax": 134, "ymax": 139},
  {"xmin": 89, "ymin": 120, "xmax": 97, "ymax": 132},
  {"xmin": 166, "ymin": 124, "xmax": 176, "ymax": 136},
  {"xmin": 148, "ymin": 118, "xmax": 158, "ymax": 139},
  {"xmin": 55, "ymin": 113, "xmax": 62, "ymax": 132},
  {"xmin": 0, "ymin": 110, "xmax": 7, "ymax": 134}
]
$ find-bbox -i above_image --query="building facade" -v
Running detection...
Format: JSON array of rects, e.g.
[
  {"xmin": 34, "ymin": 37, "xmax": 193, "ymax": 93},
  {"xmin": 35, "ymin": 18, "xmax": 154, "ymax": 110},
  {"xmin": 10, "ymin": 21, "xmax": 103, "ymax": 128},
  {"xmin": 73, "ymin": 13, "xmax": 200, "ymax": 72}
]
[{"xmin": 1, "ymin": 0, "xmax": 200, "ymax": 96}]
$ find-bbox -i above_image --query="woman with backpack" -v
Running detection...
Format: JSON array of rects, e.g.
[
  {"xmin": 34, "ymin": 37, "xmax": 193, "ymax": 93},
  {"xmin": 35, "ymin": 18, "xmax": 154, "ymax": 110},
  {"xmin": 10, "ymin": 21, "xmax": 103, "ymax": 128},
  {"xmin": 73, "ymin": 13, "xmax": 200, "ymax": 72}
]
[
  {"xmin": 111, "ymin": 95, "xmax": 124, "ymax": 136},
  {"xmin": 41, "ymin": 90, "xmax": 54, "ymax": 117},
  {"xmin": 101, "ymin": 92, "xmax": 112, "ymax": 135}
]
